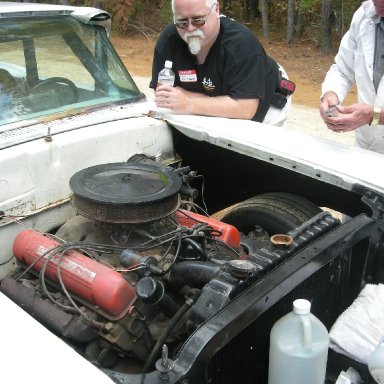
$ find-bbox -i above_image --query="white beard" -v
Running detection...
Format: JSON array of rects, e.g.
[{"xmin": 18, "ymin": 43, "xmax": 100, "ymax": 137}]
[
  {"xmin": 183, "ymin": 30, "xmax": 205, "ymax": 55},
  {"xmin": 188, "ymin": 38, "xmax": 202, "ymax": 55}
]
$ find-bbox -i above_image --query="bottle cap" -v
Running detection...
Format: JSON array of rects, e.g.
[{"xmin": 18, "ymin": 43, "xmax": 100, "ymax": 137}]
[
  {"xmin": 165, "ymin": 60, "xmax": 173, "ymax": 69},
  {"xmin": 293, "ymin": 299, "xmax": 311, "ymax": 314}
]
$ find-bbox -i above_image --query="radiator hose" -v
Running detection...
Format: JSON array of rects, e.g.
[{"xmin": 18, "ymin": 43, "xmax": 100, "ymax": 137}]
[{"xmin": 167, "ymin": 260, "xmax": 221, "ymax": 288}]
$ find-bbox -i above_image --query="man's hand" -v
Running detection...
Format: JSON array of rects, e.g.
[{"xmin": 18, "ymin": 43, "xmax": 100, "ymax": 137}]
[
  {"xmin": 322, "ymin": 103, "xmax": 373, "ymax": 132},
  {"xmin": 154, "ymin": 84, "xmax": 258, "ymax": 119},
  {"xmin": 319, "ymin": 91, "xmax": 340, "ymax": 119},
  {"xmin": 155, "ymin": 85, "xmax": 193, "ymax": 114}
]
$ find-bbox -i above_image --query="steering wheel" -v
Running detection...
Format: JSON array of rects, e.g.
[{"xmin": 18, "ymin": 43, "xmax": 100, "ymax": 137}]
[
  {"xmin": 0, "ymin": 69, "xmax": 17, "ymax": 92},
  {"xmin": 29, "ymin": 77, "xmax": 79, "ymax": 104}
]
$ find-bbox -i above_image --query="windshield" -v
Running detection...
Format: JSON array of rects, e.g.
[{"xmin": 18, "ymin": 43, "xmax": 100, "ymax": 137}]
[{"xmin": 0, "ymin": 16, "xmax": 142, "ymax": 126}]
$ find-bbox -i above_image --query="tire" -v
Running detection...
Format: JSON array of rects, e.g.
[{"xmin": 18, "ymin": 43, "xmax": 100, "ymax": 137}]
[{"xmin": 212, "ymin": 192, "xmax": 322, "ymax": 235}]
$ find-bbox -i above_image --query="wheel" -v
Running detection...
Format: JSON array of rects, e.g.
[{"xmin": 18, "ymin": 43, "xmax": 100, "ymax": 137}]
[
  {"xmin": 212, "ymin": 192, "xmax": 322, "ymax": 234},
  {"xmin": 29, "ymin": 77, "xmax": 79, "ymax": 104}
]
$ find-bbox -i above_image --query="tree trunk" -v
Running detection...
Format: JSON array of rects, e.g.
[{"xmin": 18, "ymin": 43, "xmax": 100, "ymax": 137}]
[
  {"xmin": 250, "ymin": 0, "xmax": 260, "ymax": 18},
  {"xmin": 319, "ymin": 0, "xmax": 332, "ymax": 54},
  {"xmin": 243, "ymin": 0, "xmax": 249, "ymax": 19},
  {"xmin": 295, "ymin": 0, "xmax": 304, "ymax": 37},
  {"xmin": 260, "ymin": 0, "xmax": 269, "ymax": 38},
  {"xmin": 287, "ymin": 0, "xmax": 295, "ymax": 46}
]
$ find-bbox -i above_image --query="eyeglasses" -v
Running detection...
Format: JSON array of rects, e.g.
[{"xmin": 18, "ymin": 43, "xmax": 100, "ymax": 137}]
[{"xmin": 175, "ymin": 2, "xmax": 216, "ymax": 29}]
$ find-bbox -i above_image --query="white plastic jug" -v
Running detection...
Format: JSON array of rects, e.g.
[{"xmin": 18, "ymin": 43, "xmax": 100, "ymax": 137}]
[
  {"xmin": 368, "ymin": 336, "xmax": 384, "ymax": 383},
  {"xmin": 268, "ymin": 299, "xmax": 329, "ymax": 384}
]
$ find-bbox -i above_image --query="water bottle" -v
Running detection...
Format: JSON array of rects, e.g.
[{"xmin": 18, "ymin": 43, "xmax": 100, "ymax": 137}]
[
  {"xmin": 268, "ymin": 299, "xmax": 329, "ymax": 384},
  {"xmin": 368, "ymin": 336, "xmax": 384, "ymax": 383},
  {"xmin": 157, "ymin": 60, "xmax": 175, "ymax": 87}
]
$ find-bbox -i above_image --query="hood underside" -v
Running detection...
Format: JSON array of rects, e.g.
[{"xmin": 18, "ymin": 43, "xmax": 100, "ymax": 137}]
[{"xmin": 163, "ymin": 112, "xmax": 384, "ymax": 196}]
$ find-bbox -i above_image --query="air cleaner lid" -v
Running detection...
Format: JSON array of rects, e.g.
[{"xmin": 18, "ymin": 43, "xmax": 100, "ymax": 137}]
[{"xmin": 69, "ymin": 162, "xmax": 182, "ymax": 205}]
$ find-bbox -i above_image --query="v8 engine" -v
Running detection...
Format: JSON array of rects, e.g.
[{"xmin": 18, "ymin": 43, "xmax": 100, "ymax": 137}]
[{"xmin": 0, "ymin": 158, "xmax": 339, "ymax": 373}]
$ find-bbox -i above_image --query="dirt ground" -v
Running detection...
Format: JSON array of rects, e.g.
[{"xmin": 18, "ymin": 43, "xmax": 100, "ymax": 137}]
[{"xmin": 111, "ymin": 33, "xmax": 356, "ymax": 110}]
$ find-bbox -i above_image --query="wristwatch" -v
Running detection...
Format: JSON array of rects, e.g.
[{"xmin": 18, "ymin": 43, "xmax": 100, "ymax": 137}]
[{"xmin": 370, "ymin": 107, "xmax": 381, "ymax": 126}]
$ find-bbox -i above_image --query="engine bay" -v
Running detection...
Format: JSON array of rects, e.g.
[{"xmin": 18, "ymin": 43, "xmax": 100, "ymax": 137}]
[{"xmin": 0, "ymin": 157, "xmax": 341, "ymax": 375}]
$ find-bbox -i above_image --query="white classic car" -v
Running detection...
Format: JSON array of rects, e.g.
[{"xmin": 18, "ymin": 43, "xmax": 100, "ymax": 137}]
[{"xmin": 1, "ymin": 2, "xmax": 384, "ymax": 384}]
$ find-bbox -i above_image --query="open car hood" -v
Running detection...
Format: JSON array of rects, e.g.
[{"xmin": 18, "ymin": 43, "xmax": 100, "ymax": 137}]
[
  {"xmin": 0, "ymin": 2, "xmax": 111, "ymax": 31},
  {"xmin": 163, "ymin": 113, "xmax": 384, "ymax": 195}
]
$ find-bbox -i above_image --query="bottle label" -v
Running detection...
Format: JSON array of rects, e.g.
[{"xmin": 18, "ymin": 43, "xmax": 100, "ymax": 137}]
[{"xmin": 157, "ymin": 75, "xmax": 175, "ymax": 86}]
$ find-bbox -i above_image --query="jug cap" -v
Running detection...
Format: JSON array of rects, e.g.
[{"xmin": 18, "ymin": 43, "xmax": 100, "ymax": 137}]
[{"xmin": 293, "ymin": 299, "xmax": 311, "ymax": 314}]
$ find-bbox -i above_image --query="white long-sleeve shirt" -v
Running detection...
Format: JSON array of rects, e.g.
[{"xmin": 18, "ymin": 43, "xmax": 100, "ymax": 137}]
[{"xmin": 322, "ymin": 0, "xmax": 384, "ymax": 153}]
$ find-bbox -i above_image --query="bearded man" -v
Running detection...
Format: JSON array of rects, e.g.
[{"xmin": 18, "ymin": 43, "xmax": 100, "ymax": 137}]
[{"xmin": 150, "ymin": 0, "xmax": 290, "ymax": 126}]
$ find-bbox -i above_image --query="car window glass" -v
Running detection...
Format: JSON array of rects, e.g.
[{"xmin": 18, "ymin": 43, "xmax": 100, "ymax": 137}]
[
  {"xmin": 35, "ymin": 35, "xmax": 94, "ymax": 88},
  {"xmin": 0, "ymin": 17, "xmax": 142, "ymax": 127}
]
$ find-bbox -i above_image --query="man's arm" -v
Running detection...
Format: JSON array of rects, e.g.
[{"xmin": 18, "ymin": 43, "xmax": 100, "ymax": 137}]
[
  {"xmin": 321, "ymin": 6, "xmax": 362, "ymax": 103},
  {"xmin": 155, "ymin": 85, "xmax": 259, "ymax": 119}
]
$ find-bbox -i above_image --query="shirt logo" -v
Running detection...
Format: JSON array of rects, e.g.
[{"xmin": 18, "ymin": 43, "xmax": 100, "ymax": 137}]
[
  {"xmin": 179, "ymin": 70, "xmax": 197, "ymax": 82},
  {"xmin": 202, "ymin": 77, "xmax": 215, "ymax": 92}
]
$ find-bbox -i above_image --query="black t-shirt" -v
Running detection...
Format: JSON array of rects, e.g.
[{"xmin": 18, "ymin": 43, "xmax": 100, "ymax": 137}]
[{"xmin": 150, "ymin": 16, "xmax": 279, "ymax": 122}]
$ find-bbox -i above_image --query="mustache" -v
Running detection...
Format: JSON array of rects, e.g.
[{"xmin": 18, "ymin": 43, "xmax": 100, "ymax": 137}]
[{"xmin": 183, "ymin": 29, "xmax": 205, "ymax": 40}]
